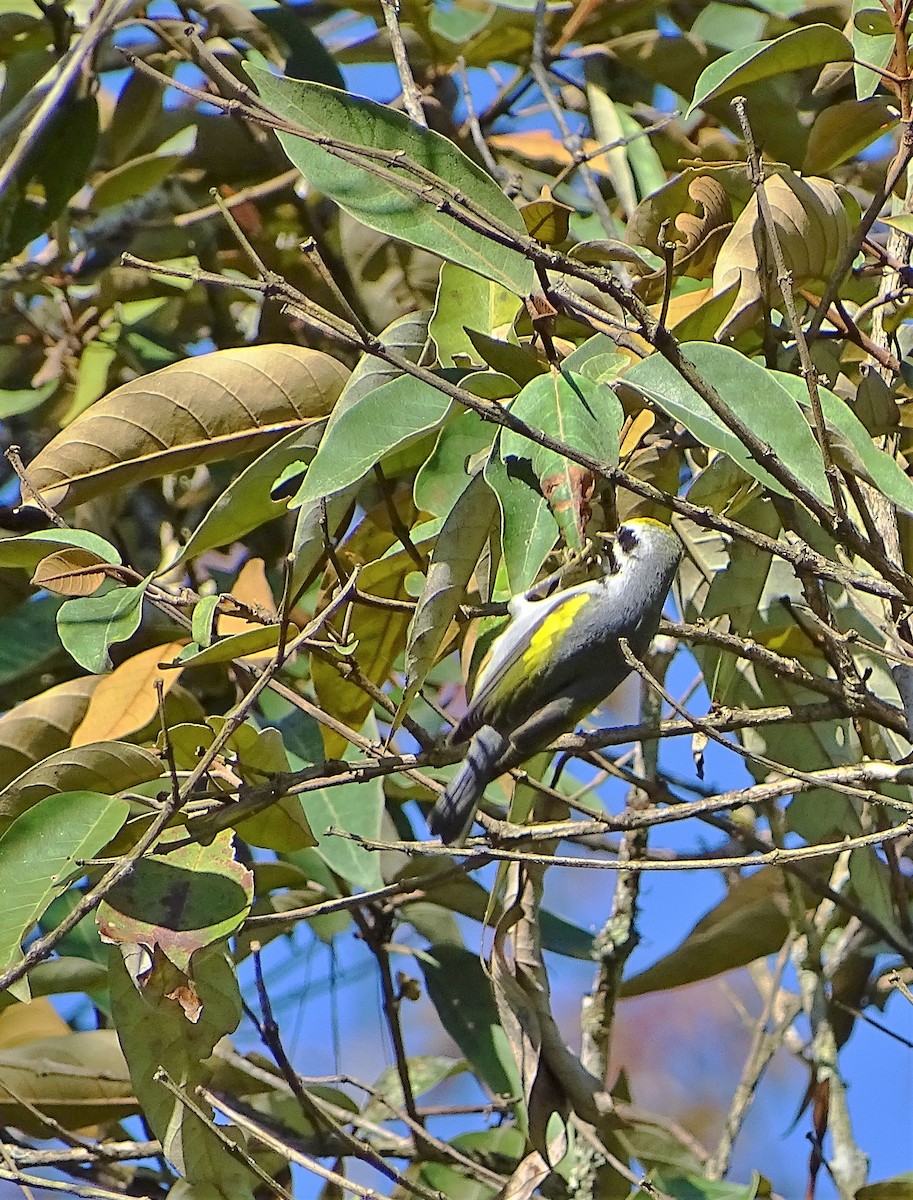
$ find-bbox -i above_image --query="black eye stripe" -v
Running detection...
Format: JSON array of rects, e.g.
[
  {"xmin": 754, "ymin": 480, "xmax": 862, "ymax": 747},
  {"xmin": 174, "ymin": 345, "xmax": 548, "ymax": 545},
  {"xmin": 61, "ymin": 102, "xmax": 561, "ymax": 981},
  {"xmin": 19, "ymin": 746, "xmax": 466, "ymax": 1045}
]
[{"xmin": 617, "ymin": 526, "xmax": 638, "ymax": 553}]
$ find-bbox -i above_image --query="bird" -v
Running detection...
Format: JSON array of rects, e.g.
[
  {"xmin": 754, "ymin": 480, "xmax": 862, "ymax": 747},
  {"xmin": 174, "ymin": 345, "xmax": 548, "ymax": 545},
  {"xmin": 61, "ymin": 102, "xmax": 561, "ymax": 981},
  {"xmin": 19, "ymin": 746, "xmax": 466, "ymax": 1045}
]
[{"xmin": 428, "ymin": 518, "xmax": 683, "ymax": 844}]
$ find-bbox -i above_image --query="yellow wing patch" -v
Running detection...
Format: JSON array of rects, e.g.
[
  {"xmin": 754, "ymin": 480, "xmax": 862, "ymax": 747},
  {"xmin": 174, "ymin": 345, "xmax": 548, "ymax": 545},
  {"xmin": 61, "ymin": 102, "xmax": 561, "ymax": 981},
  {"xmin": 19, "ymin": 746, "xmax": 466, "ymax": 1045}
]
[{"xmin": 519, "ymin": 592, "xmax": 591, "ymax": 675}]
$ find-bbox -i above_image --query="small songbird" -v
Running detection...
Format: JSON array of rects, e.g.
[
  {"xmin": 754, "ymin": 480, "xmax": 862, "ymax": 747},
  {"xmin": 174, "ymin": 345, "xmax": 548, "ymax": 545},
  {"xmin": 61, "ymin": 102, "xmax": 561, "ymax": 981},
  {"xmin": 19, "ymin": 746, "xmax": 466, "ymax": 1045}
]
[{"xmin": 428, "ymin": 518, "xmax": 683, "ymax": 844}]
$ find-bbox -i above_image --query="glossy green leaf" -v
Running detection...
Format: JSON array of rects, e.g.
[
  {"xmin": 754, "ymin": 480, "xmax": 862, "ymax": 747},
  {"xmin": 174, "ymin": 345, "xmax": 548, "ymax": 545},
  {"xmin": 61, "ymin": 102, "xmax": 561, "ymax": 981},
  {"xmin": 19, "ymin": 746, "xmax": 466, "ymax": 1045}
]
[
  {"xmin": 57, "ymin": 576, "xmax": 152, "ymax": 673},
  {"xmin": 245, "ymin": 66, "xmax": 535, "ymax": 296},
  {"xmin": 688, "ymin": 25, "xmax": 853, "ymax": 114}
]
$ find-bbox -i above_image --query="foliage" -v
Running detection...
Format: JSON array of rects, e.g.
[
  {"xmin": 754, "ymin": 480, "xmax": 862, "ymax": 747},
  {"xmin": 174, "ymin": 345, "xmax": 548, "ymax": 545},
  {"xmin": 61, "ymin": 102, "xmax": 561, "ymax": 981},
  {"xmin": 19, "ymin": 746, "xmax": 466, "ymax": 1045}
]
[{"xmin": 1, "ymin": 2, "xmax": 913, "ymax": 1199}]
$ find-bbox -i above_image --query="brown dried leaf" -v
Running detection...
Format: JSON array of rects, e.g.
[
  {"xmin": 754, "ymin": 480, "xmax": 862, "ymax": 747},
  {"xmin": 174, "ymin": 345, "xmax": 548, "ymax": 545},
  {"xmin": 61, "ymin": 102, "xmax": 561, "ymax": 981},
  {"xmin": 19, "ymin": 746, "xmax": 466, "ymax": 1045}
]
[
  {"xmin": 713, "ymin": 172, "xmax": 860, "ymax": 337},
  {"xmin": 31, "ymin": 549, "xmax": 110, "ymax": 596},
  {"xmin": 25, "ymin": 345, "xmax": 349, "ymax": 510},
  {"xmin": 673, "ymin": 176, "xmax": 734, "ymax": 278}
]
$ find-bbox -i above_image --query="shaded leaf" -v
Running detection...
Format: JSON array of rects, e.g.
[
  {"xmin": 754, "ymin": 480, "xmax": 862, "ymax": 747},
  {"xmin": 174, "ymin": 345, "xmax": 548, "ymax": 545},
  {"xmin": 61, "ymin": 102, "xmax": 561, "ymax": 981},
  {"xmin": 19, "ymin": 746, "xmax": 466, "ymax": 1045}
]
[
  {"xmin": 419, "ymin": 943, "xmax": 522, "ymax": 1100},
  {"xmin": 0, "ymin": 676, "xmax": 100, "ymax": 790},
  {"xmin": 0, "ymin": 1030, "xmax": 137, "ymax": 1132},
  {"xmin": 168, "ymin": 420, "xmax": 328, "ymax": 570},
  {"xmin": 803, "ymin": 97, "xmax": 897, "ymax": 173},
  {"xmin": 109, "ymin": 943, "xmax": 257, "ymax": 1197},
  {"xmin": 0, "ymin": 742, "xmax": 161, "ymax": 833},
  {"xmin": 404, "ymin": 473, "xmax": 499, "ymax": 705},
  {"xmin": 484, "ymin": 451, "xmax": 558, "ymax": 595},
  {"xmin": 304, "ymin": 770, "xmax": 385, "ymax": 891},
  {"xmin": 621, "ymin": 868, "xmax": 794, "ymax": 996}
]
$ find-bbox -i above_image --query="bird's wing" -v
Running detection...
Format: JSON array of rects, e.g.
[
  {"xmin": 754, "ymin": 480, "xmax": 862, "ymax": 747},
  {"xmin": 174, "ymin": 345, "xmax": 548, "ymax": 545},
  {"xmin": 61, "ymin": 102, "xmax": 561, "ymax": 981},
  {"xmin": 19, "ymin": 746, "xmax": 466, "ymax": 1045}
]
[{"xmin": 458, "ymin": 584, "xmax": 596, "ymax": 734}]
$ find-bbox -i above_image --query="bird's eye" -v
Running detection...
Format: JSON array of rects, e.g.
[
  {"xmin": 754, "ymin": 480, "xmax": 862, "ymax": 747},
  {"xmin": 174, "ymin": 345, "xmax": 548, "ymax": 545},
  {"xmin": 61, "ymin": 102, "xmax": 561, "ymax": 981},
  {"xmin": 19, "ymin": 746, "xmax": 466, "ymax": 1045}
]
[{"xmin": 616, "ymin": 526, "xmax": 638, "ymax": 553}]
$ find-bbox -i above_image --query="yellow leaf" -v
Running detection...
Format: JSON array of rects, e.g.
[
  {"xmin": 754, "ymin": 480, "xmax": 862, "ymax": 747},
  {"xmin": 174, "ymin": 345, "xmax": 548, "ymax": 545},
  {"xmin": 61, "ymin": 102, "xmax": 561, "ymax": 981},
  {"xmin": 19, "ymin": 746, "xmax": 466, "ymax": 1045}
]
[{"xmin": 71, "ymin": 642, "xmax": 186, "ymax": 746}]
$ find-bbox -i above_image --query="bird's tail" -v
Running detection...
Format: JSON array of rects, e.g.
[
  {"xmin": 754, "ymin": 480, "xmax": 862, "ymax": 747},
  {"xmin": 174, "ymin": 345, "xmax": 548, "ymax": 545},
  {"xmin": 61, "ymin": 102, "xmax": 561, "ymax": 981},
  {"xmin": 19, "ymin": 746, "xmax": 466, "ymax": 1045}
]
[{"xmin": 428, "ymin": 725, "xmax": 509, "ymax": 844}]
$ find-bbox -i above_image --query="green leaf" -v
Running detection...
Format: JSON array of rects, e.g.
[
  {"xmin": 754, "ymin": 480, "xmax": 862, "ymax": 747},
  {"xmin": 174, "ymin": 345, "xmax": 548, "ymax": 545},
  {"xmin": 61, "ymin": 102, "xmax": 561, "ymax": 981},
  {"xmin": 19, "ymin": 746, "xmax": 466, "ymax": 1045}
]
[
  {"xmin": 305, "ymin": 773, "xmax": 385, "ymax": 891},
  {"xmin": 171, "ymin": 623, "xmax": 292, "ymax": 668},
  {"xmin": 430, "ymin": 262, "xmax": 521, "ymax": 365},
  {"xmin": 852, "ymin": 0, "xmax": 895, "ymax": 99},
  {"xmin": 419, "ymin": 944, "xmax": 521, "ymax": 1100},
  {"xmin": 502, "ymin": 369, "xmax": 622, "ymax": 549},
  {"xmin": 857, "ymin": 1176, "xmax": 913, "ymax": 1200},
  {"xmin": 363, "ymin": 1057, "xmax": 466, "ymax": 1123},
  {"xmin": 98, "ymin": 830, "xmax": 254, "ymax": 972},
  {"xmin": 484, "ymin": 450, "xmax": 558, "ymax": 594},
  {"xmin": 772, "ymin": 372, "xmax": 913, "ymax": 515},
  {"xmin": 245, "ymin": 66, "xmax": 535, "ymax": 296},
  {"xmin": 293, "ymin": 374, "xmax": 453, "ymax": 505},
  {"xmin": 108, "ymin": 943, "xmax": 257, "ymax": 1199},
  {"xmin": 623, "ymin": 343, "xmax": 830, "ymax": 503},
  {"xmin": 414, "ymin": 409, "xmax": 495, "ymax": 518},
  {"xmin": 0, "ymin": 381, "xmax": 56, "ymax": 418},
  {"xmin": 688, "ymin": 24, "xmax": 854, "ymax": 114},
  {"xmin": 621, "ymin": 868, "xmax": 794, "ymax": 996},
  {"xmin": 331, "ymin": 311, "xmax": 431, "ymax": 422},
  {"xmin": 404, "ymin": 473, "xmax": 499, "ymax": 704},
  {"xmin": 0, "ymin": 791, "xmax": 129, "ymax": 1000},
  {"xmin": 803, "ymin": 97, "xmax": 898, "ymax": 174},
  {"xmin": 0, "ymin": 94, "xmax": 98, "ymax": 259},
  {"xmin": 647, "ymin": 1170, "xmax": 762, "ymax": 1199},
  {"xmin": 167, "ymin": 421, "xmax": 327, "ymax": 571},
  {"xmin": 57, "ymin": 576, "xmax": 152, "ymax": 673}
]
